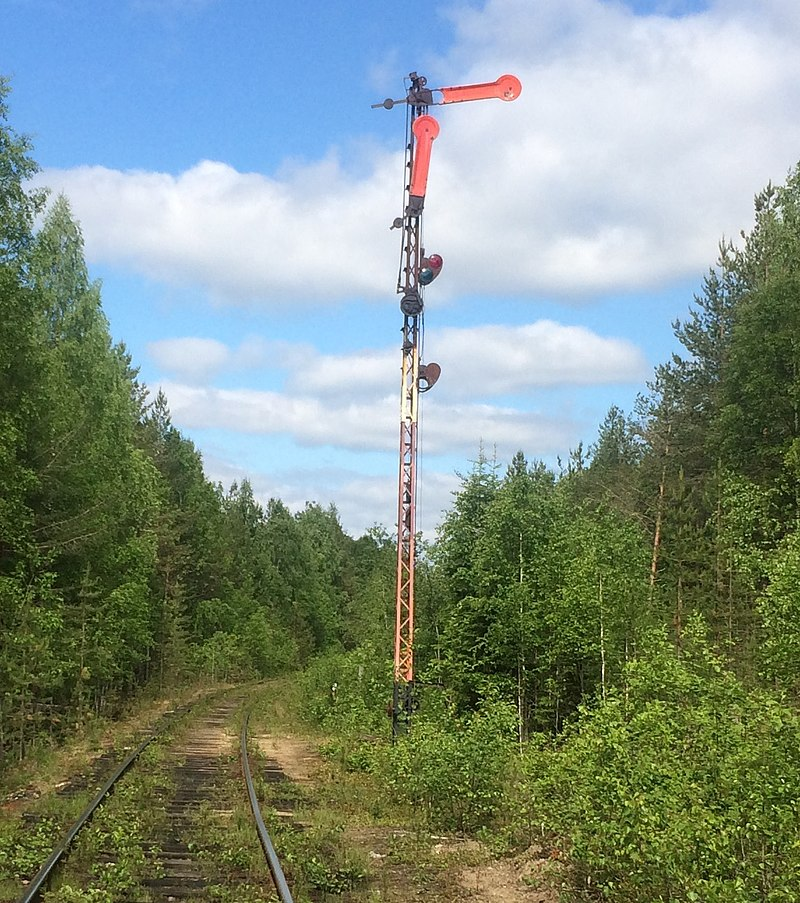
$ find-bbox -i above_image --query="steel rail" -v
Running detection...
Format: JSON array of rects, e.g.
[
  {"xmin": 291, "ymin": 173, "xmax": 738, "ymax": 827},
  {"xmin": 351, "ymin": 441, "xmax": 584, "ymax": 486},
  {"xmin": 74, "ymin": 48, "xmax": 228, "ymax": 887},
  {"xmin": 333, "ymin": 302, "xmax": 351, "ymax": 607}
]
[
  {"xmin": 17, "ymin": 733, "xmax": 155, "ymax": 903},
  {"xmin": 240, "ymin": 710, "xmax": 295, "ymax": 903}
]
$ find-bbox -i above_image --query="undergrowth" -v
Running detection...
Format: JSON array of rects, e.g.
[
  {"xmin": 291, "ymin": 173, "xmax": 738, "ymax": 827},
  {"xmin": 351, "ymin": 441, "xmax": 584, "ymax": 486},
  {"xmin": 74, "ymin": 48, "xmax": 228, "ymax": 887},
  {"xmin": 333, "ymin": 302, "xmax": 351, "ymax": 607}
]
[{"xmin": 294, "ymin": 627, "xmax": 800, "ymax": 902}]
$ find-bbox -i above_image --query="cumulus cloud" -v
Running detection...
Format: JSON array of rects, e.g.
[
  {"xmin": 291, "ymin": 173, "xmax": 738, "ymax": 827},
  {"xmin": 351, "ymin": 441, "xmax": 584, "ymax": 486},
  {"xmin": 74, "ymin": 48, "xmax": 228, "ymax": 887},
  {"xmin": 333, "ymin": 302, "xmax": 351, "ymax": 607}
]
[
  {"xmin": 41, "ymin": 0, "xmax": 800, "ymax": 303},
  {"xmin": 160, "ymin": 380, "xmax": 397, "ymax": 450},
  {"xmin": 288, "ymin": 348, "xmax": 398, "ymax": 397},
  {"xmin": 430, "ymin": 0, "xmax": 800, "ymax": 294},
  {"xmin": 33, "ymin": 0, "xmax": 800, "ymax": 536},
  {"xmin": 152, "ymin": 319, "xmax": 628, "ymax": 532},
  {"xmin": 147, "ymin": 336, "xmax": 231, "ymax": 382},
  {"xmin": 42, "ymin": 156, "xmax": 399, "ymax": 304},
  {"xmin": 425, "ymin": 400, "xmax": 574, "ymax": 458},
  {"xmin": 147, "ymin": 334, "xmax": 309, "ymax": 382},
  {"xmin": 160, "ymin": 319, "xmax": 635, "ymax": 531},
  {"xmin": 321, "ymin": 468, "xmax": 461, "ymax": 538},
  {"xmin": 179, "ymin": 320, "xmax": 646, "ymax": 397},
  {"xmin": 158, "ymin": 377, "xmax": 577, "ymax": 460},
  {"xmin": 433, "ymin": 321, "xmax": 647, "ymax": 396}
]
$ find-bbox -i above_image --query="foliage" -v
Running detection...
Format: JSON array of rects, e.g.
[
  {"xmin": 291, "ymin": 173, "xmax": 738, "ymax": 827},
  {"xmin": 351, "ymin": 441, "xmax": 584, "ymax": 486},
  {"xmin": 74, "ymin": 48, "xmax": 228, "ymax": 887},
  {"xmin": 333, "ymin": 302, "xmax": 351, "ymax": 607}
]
[
  {"xmin": 428, "ymin": 451, "xmax": 650, "ymax": 735},
  {"xmin": 758, "ymin": 528, "xmax": 800, "ymax": 695},
  {"xmin": 515, "ymin": 621, "xmax": 800, "ymax": 901},
  {"xmin": 0, "ymin": 815, "xmax": 60, "ymax": 881},
  {"xmin": 0, "ymin": 76, "xmax": 47, "ymax": 264},
  {"xmin": 273, "ymin": 820, "xmax": 367, "ymax": 897},
  {"xmin": 299, "ymin": 644, "xmax": 392, "ymax": 739},
  {"xmin": 0, "ymin": 81, "xmax": 396, "ymax": 766},
  {"xmin": 47, "ymin": 758, "xmax": 164, "ymax": 902},
  {"xmin": 376, "ymin": 700, "xmax": 517, "ymax": 833}
]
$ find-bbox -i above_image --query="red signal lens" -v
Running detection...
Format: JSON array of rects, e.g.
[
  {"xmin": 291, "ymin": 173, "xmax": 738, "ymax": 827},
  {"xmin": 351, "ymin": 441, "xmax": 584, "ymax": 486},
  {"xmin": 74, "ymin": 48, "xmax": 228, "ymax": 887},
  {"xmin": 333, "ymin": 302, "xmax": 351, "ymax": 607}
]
[{"xmin": 418, "ymin": 253, "xmax": 443, "ymax": 286}]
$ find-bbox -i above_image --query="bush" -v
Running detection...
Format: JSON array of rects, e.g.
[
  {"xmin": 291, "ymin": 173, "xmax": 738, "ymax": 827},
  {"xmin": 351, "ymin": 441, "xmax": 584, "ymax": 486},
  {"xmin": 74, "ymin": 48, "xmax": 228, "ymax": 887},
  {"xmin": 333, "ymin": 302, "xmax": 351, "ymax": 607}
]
[
  {"xmin": 298, "ymin": 644, "xmax": 391, "ymax": 737},
  {"xmin": 514, "ymin": 621, "xmax": 800, "ymax": 901},
  {"xmin": 377, "ymin": 700, "xmax": 517, "ymax": 833}
]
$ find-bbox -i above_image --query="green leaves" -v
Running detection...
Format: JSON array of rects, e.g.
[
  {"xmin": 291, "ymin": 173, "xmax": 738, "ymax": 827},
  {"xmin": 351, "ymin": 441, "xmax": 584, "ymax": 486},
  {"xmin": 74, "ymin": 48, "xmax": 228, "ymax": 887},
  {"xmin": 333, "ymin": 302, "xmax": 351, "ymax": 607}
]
[
  {"xmin": 0, "ymin": 76, "xmax": 47, "ymax": 265},
  {"xmin": 379, "ymin": 701, "xmax": 517, "ymax": 833},
  {"xmin": 430, "ymin": 449, "xmax": 650, "ymax": 735},
  {"xmin": 758, "ymin": 529, "xmax": 800, "ymax": 694},
  {"xmin": 516, "ymin": 626, "xmax": 800, "ymax": 901}
]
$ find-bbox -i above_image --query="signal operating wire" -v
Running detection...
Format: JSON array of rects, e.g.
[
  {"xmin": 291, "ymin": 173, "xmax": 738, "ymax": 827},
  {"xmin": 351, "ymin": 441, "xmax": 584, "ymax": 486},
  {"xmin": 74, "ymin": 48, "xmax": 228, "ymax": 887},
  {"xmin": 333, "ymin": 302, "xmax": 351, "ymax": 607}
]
[{"xmin": 396, "ymin": 99, "xmax": 412, "ymax": 294}]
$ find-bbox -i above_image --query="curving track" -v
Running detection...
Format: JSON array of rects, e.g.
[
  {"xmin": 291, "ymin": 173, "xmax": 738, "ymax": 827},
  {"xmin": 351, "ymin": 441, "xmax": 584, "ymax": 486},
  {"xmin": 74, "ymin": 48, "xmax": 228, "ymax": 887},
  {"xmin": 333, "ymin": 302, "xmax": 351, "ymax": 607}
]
[{"xmin": 15, "ymin": 692, "xmax": 294, "ymax": 903}]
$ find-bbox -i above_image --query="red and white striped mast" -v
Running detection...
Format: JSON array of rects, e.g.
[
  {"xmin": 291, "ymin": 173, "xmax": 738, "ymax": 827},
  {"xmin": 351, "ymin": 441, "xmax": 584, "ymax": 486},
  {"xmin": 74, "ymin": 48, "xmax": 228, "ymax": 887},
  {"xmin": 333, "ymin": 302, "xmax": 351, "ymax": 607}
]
[{"xmin": 374, "ymin": 72, "xmax": 521, "ymax": 736}]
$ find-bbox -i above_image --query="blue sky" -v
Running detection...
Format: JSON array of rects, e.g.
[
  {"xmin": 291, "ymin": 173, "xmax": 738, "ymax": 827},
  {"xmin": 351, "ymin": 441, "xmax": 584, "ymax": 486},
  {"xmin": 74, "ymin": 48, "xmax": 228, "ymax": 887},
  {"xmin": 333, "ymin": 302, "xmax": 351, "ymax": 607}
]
[{"xmin": 4, "ymin": 0, "xmax": 800, "ymax": 537}]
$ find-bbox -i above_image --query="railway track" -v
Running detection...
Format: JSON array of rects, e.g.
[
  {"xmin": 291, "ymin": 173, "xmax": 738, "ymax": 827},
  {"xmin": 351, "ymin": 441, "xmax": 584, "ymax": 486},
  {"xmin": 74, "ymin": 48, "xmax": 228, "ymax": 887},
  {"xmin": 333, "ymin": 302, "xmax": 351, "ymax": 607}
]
[{"xmin": 14, "ymin": 692, "xmax": 295, "ymax": 903}]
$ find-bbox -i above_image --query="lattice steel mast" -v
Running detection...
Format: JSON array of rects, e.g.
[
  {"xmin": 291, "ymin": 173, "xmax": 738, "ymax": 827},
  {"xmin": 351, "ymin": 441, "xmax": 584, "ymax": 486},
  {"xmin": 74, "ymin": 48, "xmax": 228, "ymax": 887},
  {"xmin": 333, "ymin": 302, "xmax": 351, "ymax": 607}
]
[{"xmin": 374, "ymin": 72, "xmax": 521, "ymax": 737}]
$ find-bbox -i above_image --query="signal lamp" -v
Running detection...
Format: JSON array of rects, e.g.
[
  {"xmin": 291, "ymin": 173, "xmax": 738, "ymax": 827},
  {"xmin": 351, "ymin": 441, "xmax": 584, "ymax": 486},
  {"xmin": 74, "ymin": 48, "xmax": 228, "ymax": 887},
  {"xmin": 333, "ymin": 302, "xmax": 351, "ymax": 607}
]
[{"xmin": 419, "ymin": 253, "xmax": 443, "ymax": 286}]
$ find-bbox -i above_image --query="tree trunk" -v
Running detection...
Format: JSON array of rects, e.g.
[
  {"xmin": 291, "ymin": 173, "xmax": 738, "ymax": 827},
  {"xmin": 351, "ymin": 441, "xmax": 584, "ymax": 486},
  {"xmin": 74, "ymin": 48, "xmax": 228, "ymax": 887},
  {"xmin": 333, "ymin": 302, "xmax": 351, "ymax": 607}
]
[
  {"xmin": 599, "ymin": 575, "xmax": 606, "ymax": 699},
  {"xmin": 650, "ymin": 423, "xmax": 672, "ymax": 599}
]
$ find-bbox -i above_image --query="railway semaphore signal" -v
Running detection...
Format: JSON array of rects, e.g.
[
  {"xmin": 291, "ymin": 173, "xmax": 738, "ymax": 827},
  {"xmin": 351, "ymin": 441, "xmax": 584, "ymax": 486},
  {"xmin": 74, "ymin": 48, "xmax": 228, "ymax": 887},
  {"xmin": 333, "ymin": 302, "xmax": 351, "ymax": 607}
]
[{"xmin": 374, "ymin": 71, "xmax": 521, "ymax": 737}]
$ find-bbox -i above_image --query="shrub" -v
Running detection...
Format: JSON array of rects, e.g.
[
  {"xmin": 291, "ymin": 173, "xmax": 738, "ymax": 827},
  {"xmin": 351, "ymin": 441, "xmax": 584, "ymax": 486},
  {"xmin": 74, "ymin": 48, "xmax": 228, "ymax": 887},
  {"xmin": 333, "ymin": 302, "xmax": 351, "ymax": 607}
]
[
  {"xmin": 514, "ymin": 621, "xmax": 800, "ymax": 901},
  {"xmin": 377, "ymin": 700, "xmax": 517, "ymax": 833},
  {"xmin": 299, "ymin": 644, "xmax": 391, "ymax": 736}
]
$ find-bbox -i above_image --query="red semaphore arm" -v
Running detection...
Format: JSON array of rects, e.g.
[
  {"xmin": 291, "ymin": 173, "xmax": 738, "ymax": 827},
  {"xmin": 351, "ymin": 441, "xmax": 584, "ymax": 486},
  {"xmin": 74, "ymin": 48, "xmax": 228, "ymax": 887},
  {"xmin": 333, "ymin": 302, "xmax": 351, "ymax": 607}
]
[{"xmin": 438, "ymin": 74, "xmax": 522, "ymax": 104}]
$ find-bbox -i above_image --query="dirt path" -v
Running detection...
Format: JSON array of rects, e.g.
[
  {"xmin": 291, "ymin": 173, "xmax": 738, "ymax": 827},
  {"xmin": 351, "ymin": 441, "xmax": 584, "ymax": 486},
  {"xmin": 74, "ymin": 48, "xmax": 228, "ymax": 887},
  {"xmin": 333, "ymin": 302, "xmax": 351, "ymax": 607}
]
[
  {"xmin": 250, "ymin": 725, "xmax": 560, "ymax": 903},
  {"xmin": 252, "ymin": 733, "xmax": 321, "ymax": 783},
  {"xmin": 458, "ymin": 846, "xmax": 561, "ymax": 902}
]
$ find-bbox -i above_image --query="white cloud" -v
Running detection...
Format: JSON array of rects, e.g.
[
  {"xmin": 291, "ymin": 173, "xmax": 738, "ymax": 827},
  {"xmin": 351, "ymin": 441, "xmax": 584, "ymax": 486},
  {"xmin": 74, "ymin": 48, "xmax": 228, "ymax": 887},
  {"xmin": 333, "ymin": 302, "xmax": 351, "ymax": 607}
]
[
  {"xmin": 151, "ymin": 320, "xmax": 622, "ymax": 533},
  {"xmin": 42, "ymin": 156, "xmax": 399, "ymax": 304},
  {"xmin": 320, "ymin": 470, "xmax": 462, "ymax": 539},
  {"xmin": 147, "ymin": 336, "xmax": 230, "ymax": 382},
  {"xmin": 425, "ymin": 400, "xmax": 575, "ymax": 458},
  {"xmin": 430, "ymin": 0, "xmax": 800, "ymax": 294},
  {"xmin": 158, "ymin": 378, "xmax": 578, "ymax": 461},
  {"xmin": 190, "ymin": 320, "xmax": 646, "ymax": 398},
  {"xmin": 433, "ymin": 321, "xmax": 647, "ymax": 396},
  {"xmin": 289, "ymin": 348, "xmax": 397, "ymax": 396},
  {"xmin": 41, "ymin": 0, "xmax": 800, "ymax": 303},
  {"xmin": 159, "ymin": 381, "xmax": 398, "ymax": 450},
  {"xmin": 147, "ymin": 334, "xmax": 310, "ymax": 382}
]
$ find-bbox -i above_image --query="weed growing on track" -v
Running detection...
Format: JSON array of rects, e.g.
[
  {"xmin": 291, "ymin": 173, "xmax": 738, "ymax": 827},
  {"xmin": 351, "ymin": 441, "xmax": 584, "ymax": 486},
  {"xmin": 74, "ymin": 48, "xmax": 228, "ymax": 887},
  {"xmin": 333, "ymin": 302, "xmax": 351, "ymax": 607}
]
[
  {"xmin": 190, "ymin": 762, "xmax": 281, "ymax": 901},
  {"xmin": 42, "ymin": 741, "xmax": 171, "ymax": 902},
  {"xmin": 256, "ymin": 795, "xmax": 368, "ymax": 899},
  {"xmin": 0, "ymin": 785, "xmax": 100, "ymax": 900},
  {"xmin": 0, "ymin": 814, "xmax": 61, "ymax": 890}
]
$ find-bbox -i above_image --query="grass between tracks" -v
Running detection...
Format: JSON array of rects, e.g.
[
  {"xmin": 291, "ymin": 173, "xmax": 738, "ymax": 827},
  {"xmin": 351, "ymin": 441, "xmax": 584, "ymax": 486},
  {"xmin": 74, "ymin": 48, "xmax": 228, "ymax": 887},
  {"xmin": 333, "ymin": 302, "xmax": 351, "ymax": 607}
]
[
  {"xmin": 40, "ymin": 689, "xmax": 283, "ymax": 903},
  {"xmin": 0, "ymin": 689, "xmax": 192, "ymax": 902},
  {"xmin": 0, "ymin": 681, "xmax": 556, "ymax": 903},
  {"xmin": 0, "ymin": 686, "xmax": 243, "ymax": 903},
  {"xmin": 42, "ymin": 740, "xmax": 171, "ymax": 902},
  {"xmin": 244, "ymin": 678, "xmax": 553, "ymax": 903}
]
